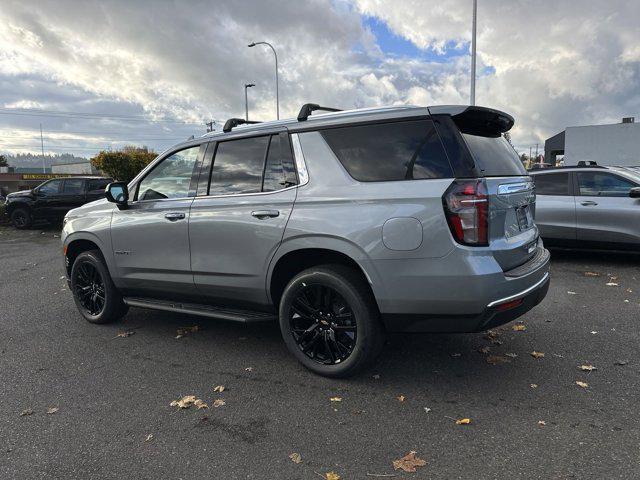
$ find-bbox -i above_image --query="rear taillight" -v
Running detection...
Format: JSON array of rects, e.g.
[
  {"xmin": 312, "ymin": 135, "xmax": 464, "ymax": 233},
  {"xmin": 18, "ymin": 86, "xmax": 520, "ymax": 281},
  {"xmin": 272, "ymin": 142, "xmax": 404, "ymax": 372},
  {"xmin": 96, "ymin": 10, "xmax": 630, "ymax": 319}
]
[{"xmin": 443, "ymin": 179, "xmax": 489, "ymax": 246}]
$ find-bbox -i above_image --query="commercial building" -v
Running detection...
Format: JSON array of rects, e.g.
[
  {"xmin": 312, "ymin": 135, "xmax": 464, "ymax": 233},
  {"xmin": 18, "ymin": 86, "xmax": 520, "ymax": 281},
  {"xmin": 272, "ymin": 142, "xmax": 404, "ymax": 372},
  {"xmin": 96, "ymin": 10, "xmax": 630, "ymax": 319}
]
[{"xmin": 545, "ymin": 117, "xmax": 639, "ymax": 166}]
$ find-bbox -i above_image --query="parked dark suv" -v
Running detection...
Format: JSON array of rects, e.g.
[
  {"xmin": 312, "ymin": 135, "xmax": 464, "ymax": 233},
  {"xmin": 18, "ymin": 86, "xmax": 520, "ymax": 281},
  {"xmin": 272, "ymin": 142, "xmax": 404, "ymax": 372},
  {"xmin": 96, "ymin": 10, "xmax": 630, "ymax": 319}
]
[{"xmin": 5, "ymin": 176, "xmax": 112, "ymax": 229}]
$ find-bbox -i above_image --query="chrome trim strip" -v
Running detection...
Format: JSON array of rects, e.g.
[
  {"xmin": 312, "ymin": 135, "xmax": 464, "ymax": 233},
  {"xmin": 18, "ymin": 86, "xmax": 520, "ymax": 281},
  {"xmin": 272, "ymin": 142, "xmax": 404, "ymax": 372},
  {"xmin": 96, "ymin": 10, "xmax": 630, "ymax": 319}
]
[
  {"xmin": 291, "ymin": 133, "xmax": 309, "ymax": 186},
  {"xmin": 486, "ymin": 272, "xmax": 549, "ymax": 308},
  {"xmin": 497, "ymin": 181, "xmax": 534, "ymax": 195}
]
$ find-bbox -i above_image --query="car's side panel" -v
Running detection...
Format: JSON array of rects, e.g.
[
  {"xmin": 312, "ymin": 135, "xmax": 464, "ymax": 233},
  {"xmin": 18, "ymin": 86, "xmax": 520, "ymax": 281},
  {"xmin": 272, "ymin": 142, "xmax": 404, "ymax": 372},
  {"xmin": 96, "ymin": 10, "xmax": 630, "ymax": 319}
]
[
  {"xmin": 534, "ymin": 194, "xmax": 577, "ymax": 240},
  {"xmin": 575, "ymin": 195, "xmax": 640, "ymax": 244}
]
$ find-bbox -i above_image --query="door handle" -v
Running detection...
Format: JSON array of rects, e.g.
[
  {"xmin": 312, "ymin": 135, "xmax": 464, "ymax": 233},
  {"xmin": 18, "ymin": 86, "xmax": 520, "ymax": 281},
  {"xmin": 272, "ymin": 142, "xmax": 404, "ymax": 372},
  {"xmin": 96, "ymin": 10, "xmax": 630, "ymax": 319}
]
[
  {"xmin": 251, "ymin": 210, "xmax": 280, "ymax": 219},
  {"xmin": 580, "ymin": 201, "xmax": 598, "ymax": 206},
  {"xmin": 164, "ymin": 212, "xmax": 186, "ymax": 221}
]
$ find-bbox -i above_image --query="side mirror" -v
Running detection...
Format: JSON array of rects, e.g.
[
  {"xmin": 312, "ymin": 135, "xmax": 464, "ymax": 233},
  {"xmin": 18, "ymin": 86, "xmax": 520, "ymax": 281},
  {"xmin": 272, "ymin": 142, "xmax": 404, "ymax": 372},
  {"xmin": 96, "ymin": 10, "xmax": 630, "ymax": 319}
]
[
  {"xmin": 105, "ymin": 182, "xmax": 129, "ymax": 208},
  {"xmin": 629, "ymin": 187, "xmax": 640, "ymax": 199}
]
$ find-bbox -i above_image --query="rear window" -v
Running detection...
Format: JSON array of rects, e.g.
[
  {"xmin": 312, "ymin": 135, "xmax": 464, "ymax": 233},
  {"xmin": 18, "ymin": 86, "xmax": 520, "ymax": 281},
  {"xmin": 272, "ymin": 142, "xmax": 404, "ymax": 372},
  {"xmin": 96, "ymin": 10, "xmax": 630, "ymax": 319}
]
[
  {"xmin": 461, "ymin": 133, "xmax": 526, "ymax": 176},
  {"xmin": 320, "ymin": 120, "xmax": 453, "ymax": 182},
  {"xmin": 533, "ymin": 172, "xmax": 570, "ymax": 196}
]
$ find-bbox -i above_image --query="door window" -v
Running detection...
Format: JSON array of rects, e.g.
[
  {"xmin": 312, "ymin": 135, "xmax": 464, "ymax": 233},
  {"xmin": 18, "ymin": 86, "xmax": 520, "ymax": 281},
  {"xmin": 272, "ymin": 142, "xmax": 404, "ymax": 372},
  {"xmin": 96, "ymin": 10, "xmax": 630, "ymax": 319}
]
[
  {"xmin": 137, "ymin": 146, "xmax": 200, "ymax": 200},
  {"xmin": 320, "ymin": 120, "xmax": 453, "ymax": 182},
  {"xmin": 576, "ymin": 172, "xmax": 637, "ymax": 197},
  {"xmin": 63, "ymin": 179, "xmax": 85, "ymax": 194},
  {"xmin": 87, "ymin": 179, "xmax": 111, "ymax": 192},
  {"xmin": 209, "ymin": 136, "xmax": 269, "ymax": 195},
  {"xmin": 38, "ymin": 179, "xmax": 62, "ymax": 195},
  {"xmin": 533, "ymin": 173, "xmax": 570, "ymax": 195}
]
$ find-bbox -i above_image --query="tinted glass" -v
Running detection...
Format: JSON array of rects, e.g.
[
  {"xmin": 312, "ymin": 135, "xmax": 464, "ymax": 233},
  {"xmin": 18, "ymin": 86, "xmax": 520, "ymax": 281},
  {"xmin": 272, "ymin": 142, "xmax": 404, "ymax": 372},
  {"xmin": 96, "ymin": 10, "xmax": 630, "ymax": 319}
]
[
  {"xmin": 210, "ymin": 136, "xmax": 269, "ymax": 195},
  {"xmin": 262, "ymin": 135, "xmax": 297, "ymax": 192},
  {"xmin": 137, "ymin": 146, "xmax": 199, "ymax": 200},
  {"xmin": 88, "ymin": 179, "xmax": 111, "ymax": 191},
  {"xmin": 39, "ymin": 180, "xmax": 62, "ymax": 195},
  {"xmin": 462, "ymin": 133, "xmax": 526, "ymax": 176},
  {"xmin": 577, "ymin": 172, "xmax": 637, "ymax": 197},
  {"xmin": 321, "ymin": 120, "xmax": 453, "ymax": 182},
  {"xmin": 63, "ymin": 179, "xmax": 84, "ymax": 194},
  {"xmin": 533, "ymin": 173, "xmax": 569, "ymax": 196}
]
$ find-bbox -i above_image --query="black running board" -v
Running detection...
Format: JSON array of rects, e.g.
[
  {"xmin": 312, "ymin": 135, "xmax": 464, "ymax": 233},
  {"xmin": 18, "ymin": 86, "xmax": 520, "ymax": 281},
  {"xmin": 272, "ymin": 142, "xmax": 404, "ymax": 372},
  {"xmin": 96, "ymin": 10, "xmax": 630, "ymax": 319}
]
[{"xmin": 123, "ymin": 297, "xmax": 277, "ymax": 323}]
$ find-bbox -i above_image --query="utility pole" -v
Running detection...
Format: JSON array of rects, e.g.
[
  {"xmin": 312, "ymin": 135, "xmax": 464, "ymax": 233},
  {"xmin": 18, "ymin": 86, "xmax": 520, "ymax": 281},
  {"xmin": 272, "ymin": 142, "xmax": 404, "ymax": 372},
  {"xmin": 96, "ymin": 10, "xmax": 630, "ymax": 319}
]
[
  {"xmin": 470, "ymin": 0, "xmax": 477, "ymax": 105},
  {"xmin": 529, "ymin": 146, "xmax": 532, "ymax": 162},
  {"xmin": 535, "ymin": 143, "xmax": 539, "ymax": 163},
  {"xmin": 244, "ymin": 83, "xmax": 255, "ymax": 121},
  {"xmin": 40, "ymin": 123, "xmax": 46, "ymax": 173}
]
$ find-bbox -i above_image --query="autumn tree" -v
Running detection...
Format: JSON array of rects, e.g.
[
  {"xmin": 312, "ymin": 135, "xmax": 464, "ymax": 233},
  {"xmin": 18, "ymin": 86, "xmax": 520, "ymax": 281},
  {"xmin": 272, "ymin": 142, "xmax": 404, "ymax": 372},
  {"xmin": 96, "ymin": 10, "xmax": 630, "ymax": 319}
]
[{"xmin": 91, "ymin": 146, "xmax": 156, "ymax": 182}]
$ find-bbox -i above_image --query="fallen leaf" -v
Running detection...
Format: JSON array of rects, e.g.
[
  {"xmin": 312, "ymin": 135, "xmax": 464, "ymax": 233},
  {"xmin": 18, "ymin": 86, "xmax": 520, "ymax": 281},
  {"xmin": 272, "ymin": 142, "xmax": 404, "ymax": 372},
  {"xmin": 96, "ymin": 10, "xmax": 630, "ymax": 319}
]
[
  {"xmin": 213, "ymin": 385, "xmax": 225, "ymax": 393},
  {"xmin": 530, "ymin": 383, "xmax": 538, "ymax": 389},
  {"xmin": 505, "ymin": 352, "xmax": 518, "ymax": 358},
  {"xmin": 567, "ymin": 291, "xmax": 577, "ymax": 295},
  {"xmin": 606, "ymin": 282, "xmax": 619, "ymax": 287},
  {"xmin": 609, "ymin": 276, "xmax": 618, "ymax": 281},
  {"xmin": 626, "ymin": 288, "xmax": 633, "ymax": 293},
  {"xmin": 590, "ymin": 331, "xmax": 598, "ymax": 335},
  {"xmin": 194, "ymin": 399, "xmax": 208, "ymax": 409},
  {"xmin": 392, "ymin": 451, "xmax": 427, "ymax": 473},
  {"xmin": 19, "ymin": 409, "xmax": 34, "ymax": 417},
  {"xmin": 451, "ymin": 352, "xmax": 461, "ymax": 357},
  {"xmin": 576, "ymin": 381, "xmax": 589, "ymax": 388},
  {"xmin": 289, "ymin": 452, "xmax": 302, "ymax": 464},
  {"xmin": 46, "ymin": 407, "xmax": 58, "ymax": 414},
  {"xmin": 424, "ymin": 407, "xmax": 431, "ymax": 413},
  {"xmin": 330, "ymin": 397, "xmax": 342, "ymax": 402},
  {"xmin": 372, "ymin": 374, "xmax": 380, "ymax": 380},
  {"xmin": 145, "ymin": 434, "xmax": 153, "ymax": 442},
  {"xmin": 579, "ymin": 364, "xmax": 597, "ymax": 372},
  {"xmin": 325, "ymin": 472, "xmax": 341, "ymax": 480},
  {"xmin": 456, "ymin": 418, "xmax": 472, "ymax": 425},
  {"xmin": 530, "ymin": 351, "xmax": 545, "ymax": 359},
  {"xmin": 513, "ymin": 324, "xmax": 526, "ymax": 331},
  {"xmin": 584, "ymin": 272, "xmax": 600, "ymax": 277},
  {"xmin": 213, "ymin": 399, "xmax": 226, "ymax": 408},
  {"xmin": 478, "ymin": 346, "xmax": 491, "ymax": 354},
  {"xmin": 615, "ymin": 360, "xmax": 629, "ymax": 366},
  {"xmin": 245, "ymin": 367, "xmax": 253, "ymax": 372},
  {"xmin": 538, "ymin": 420, "xmax": 546, "ymax": 426},
  {"xmin": 116, "ymin": 331, "xmax": 135, "ymax": 338},
  {"xmin": 175, "ymin": 325, "xmax": 199, "ymax": 338},
  {"xmin": 486, "ymin": 355, "xmax": 510, "ymax": 365},
  {"xmin": 397, "ymin": 395, "xmax": 405, "ymax": 402}
]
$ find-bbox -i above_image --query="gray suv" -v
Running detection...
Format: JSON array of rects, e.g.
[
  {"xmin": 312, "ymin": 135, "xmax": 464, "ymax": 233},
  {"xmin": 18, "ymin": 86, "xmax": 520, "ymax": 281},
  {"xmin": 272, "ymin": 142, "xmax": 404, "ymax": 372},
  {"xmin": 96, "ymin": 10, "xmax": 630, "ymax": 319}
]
[{"xmin": 62, "ymin": 104, "xmax": 550, "ymax": 377}]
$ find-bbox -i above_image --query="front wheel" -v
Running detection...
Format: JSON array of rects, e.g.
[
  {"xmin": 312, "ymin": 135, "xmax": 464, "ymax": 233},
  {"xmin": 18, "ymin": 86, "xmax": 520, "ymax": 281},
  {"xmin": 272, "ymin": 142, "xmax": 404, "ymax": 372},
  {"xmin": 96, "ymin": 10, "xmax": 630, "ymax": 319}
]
[
  {"xmin": 11, "ymin": 207, "xmax": 32, "ymax": 229},
  {"xmin": 70, "ymin": 250, "xmax": 128, "ymax": 324},
  {"xmin": 278, "ymin": 265, "xmax": 385, "ymax": 378}
]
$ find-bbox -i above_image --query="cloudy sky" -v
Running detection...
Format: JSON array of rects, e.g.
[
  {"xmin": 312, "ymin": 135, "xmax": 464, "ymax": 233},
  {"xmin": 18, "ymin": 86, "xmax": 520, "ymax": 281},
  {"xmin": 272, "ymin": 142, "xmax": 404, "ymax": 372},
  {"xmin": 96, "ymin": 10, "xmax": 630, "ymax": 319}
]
[{"xmin": 1, "ymin": 0, "xmax": 638, "ymax": 159}]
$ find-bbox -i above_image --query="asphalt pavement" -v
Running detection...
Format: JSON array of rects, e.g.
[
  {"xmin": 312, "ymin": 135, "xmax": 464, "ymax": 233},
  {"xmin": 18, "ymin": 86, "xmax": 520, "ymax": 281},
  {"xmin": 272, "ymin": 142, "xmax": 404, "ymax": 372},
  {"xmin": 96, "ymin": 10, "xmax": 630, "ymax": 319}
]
[{"xmin": 1, "ymin": 223, "xmax": 639, "ymax": 479}]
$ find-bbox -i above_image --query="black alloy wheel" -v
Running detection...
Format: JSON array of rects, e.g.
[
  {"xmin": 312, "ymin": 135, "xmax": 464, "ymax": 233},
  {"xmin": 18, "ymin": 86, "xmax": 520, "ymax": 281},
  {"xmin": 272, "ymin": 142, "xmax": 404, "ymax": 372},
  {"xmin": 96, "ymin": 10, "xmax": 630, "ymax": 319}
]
[
  {"xmin": 289, "ymin": 283, "xmax": 357, "ymax": 365},
  {"xmin": 11, "ymin": 208, "xmax": 31, "ymax": 229},
  {"xmin": 73, "ymin": 261, "xmax": 106, "ymax": 316}
]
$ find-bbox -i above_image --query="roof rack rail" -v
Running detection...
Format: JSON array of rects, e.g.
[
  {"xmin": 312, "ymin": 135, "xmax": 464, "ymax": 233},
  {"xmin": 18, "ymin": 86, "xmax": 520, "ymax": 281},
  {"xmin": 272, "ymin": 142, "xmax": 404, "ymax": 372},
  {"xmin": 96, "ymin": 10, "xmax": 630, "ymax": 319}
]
[
  {"xmin": 222, "ymin": 118, "xmax": 261, "ymax": 133},
  {"xmin": 577, "ymin": 160, "xmax": 598, "ymax": 167},
  {"xmin": 297, "ymin": 103, "xmax": 342, "ymax": 122}
]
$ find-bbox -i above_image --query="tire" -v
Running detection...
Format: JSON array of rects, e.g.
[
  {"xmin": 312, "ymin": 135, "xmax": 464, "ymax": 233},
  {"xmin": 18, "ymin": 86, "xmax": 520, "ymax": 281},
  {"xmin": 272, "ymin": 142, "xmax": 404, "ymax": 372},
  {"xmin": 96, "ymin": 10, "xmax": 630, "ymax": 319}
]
[
  {"xmin": 278, "ymin": 264, "xmax": 385, "ymax": 378},
  {"xmin": 70, "ymin": 250, "xmax": 128, "ymax": 324},
  {"xmin": 11, "ymin": 207, "xmax": 32, "ymax": 229}
]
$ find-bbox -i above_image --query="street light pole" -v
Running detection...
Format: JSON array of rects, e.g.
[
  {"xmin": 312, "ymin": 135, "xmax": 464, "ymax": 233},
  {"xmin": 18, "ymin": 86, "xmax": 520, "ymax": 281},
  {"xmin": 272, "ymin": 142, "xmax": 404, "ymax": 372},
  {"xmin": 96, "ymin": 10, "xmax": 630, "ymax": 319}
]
[
  {"xmin": 40, "ymin": 123, "xmax": 46, "ymax": 173},
  {"xmin": 470, "ymin": 0, "xmax": 477, "ymax": 106},
  {"xmin": 244, "ymin": 83, "xmax": 255, "ymax": 121},
  {"xmin": 248, "ymin": 41, "xmax": 279, "ymax": 120}
]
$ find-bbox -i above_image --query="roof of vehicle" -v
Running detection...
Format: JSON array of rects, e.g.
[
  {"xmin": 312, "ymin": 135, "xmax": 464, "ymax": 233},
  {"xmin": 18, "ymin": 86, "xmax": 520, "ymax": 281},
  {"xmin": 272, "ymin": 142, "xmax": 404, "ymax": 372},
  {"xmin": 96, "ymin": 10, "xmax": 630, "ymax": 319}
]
[
  {"xmin": 199, "ymin": 104, "xmax": 512, "ymax": 141},
  {"xmin": 44, "ymin": 175, "xmax": 112, "ymax": 179},
  {"xmin": 530, "ymin": 165, "xmax": 640, "ymax": 181}
]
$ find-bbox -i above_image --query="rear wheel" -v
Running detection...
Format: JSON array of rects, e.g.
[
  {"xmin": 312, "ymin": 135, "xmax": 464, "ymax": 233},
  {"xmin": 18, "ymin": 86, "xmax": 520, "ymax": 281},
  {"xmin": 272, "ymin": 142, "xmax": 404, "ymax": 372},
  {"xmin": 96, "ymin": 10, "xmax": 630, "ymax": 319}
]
[
  {"xmin": 11, "ymin": 207, "xmax": 32, "ymax": 229},
  {"xmin": 70, "ymin": 250, "xmax": 128, "ymax": 324},
  {"xmin": 279, "ymin": 265, "xmax": 385, "ymax": 378}
]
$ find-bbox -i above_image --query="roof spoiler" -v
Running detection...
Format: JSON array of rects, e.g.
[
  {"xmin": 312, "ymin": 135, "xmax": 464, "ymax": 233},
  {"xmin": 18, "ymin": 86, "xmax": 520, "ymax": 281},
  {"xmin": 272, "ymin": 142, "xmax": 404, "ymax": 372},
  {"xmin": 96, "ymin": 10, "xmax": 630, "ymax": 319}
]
[
  {"xmin": 222, "ymin": 118, "xmax": 261, "ymax": 133},
  {"xmin": 297, "ymin": 103, "xmax": 342, "ymax": 122},
  {"xmin": 448, "ymin": 106, "xmax": 514, "ymax": 137}
]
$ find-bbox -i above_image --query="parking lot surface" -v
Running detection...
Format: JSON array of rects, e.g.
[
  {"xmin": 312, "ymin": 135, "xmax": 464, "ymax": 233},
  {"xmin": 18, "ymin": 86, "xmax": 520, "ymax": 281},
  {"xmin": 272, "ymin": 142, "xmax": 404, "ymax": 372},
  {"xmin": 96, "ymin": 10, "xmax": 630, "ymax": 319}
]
[{"xmin": 1, "ymin": 224, "xmax": 639, "ymax": 479}]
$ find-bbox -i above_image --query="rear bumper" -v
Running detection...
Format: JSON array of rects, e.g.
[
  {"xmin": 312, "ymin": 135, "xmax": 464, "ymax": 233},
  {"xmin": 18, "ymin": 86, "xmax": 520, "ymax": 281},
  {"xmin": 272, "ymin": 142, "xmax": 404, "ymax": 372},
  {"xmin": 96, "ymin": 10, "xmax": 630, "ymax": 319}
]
[{"xmin": 377, "ymin": 246, "xmax": 551, "ymax": 333}]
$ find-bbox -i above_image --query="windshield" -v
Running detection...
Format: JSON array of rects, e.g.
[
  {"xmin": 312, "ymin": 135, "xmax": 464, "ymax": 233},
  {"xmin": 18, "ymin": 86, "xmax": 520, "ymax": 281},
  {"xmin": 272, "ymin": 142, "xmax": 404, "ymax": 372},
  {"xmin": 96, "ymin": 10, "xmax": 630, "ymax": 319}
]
[{"xmin": 462, "ymin": 133, "xmax": 526, "ymax": 176}]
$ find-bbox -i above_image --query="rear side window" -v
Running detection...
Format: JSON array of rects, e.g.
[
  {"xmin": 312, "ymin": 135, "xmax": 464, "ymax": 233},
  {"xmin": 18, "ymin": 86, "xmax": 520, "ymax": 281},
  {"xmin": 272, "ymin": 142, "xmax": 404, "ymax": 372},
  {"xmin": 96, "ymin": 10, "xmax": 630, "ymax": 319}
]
[
  {"xmin": 63, "ymin": 179, "xmax": 84, "ymax": 194},
  {"xmin": 262, "ymin": 134, "xmax": 298, "ymax": 192},
  {"xmin": 210, "ymin": 136, "xmax": 269, "ymax": 195},
  {"xmin": 87, "ymin": 179, "xmax": 111, "ymax": 191},
  {"xmin": 320, "ymin": 120, "xmax": 453, "ymax": 182},
  {"xmin": 461, "ymin": 133, "xmax": 526, "ymax": 176},
  {"xmin": 533, "ymin": 173, "xmax": 570, "ymax": 196}
]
